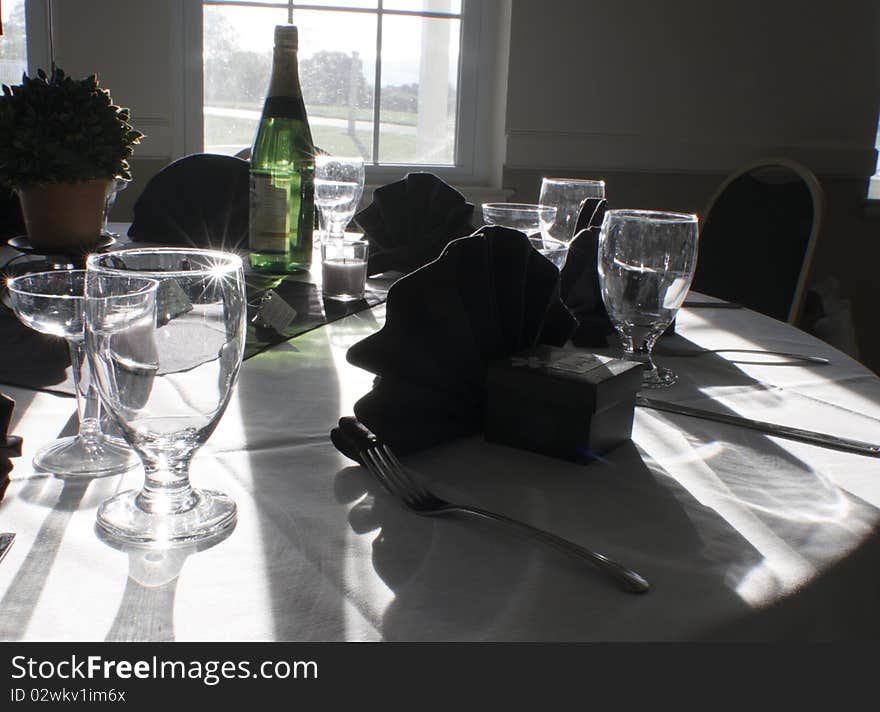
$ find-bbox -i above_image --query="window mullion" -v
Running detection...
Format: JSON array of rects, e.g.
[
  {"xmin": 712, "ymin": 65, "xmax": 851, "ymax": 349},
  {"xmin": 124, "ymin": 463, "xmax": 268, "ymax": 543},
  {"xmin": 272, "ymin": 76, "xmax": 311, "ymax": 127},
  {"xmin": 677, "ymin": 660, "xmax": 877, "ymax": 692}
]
[{"xmin": 371, "ymin": 2, "xmax": 383, "ymax": 165}]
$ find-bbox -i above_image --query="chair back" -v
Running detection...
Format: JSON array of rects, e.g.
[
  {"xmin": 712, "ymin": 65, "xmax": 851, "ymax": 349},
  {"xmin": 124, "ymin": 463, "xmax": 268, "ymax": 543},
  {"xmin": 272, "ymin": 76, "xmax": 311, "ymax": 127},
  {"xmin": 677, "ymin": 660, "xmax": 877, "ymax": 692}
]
[
  {"xmin": 128, "ymin": 154, "xmax": 250, "ymax": 250},
  {"xmin": 0, "ymin": 186, "xmax": 24, "ymax": 242},
  {"xmin": 691, "ymin": 158, "xmax": 823, "ymax": 323}
]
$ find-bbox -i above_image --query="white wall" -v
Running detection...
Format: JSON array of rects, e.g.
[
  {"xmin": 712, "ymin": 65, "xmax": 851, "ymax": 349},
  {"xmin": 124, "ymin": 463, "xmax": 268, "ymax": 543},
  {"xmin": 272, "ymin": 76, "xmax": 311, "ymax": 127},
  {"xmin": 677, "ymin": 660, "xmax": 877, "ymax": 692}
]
[
  {"xmin": 51, "ymin": 0, "xmax": 183, "ymax": 161},
  {"xmin": 505, "ymin": 0, "xmax": 879, "ymax": 177}
]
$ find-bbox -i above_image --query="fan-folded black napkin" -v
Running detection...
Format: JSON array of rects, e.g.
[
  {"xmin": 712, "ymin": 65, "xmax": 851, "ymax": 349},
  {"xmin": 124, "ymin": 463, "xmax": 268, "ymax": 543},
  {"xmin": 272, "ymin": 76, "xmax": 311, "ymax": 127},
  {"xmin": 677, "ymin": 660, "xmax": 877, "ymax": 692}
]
[
  {"xmin": 354, "ymin": 172, "xmax": 475, "ymax": 276},
  {"xmin": 128, "ymin": 154, "xmax": 250, "ymax": 250},
  {"xmin": 333, "ymin": 226, "xmax": 576, "ymax": 456},
  {"xmin": 559, "ymin": 197, "xmax": 615, "ymax": 347}
]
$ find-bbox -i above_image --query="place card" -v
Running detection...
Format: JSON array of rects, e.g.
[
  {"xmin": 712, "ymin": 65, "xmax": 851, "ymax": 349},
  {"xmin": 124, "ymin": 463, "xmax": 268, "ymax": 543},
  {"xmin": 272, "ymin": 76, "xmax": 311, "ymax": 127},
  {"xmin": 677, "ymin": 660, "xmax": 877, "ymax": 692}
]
[
  {"xmin": 156, "ymin": 279, "xmax": 193, "ymax": 326},
  {"xmin": 252, "ymin": 289, "xmax": 297, "ymax": 334}
]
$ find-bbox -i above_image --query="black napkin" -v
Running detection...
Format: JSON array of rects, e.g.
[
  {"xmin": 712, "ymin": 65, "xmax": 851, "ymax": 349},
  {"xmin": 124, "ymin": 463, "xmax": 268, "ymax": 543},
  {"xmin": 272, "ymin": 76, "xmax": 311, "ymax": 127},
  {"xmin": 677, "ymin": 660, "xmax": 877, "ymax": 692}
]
[
  {"xmin": 354, "ymin": 172, "xmax": 475, "ymax": 276},
  {"xmin": 1, "ymin": 393, "xmax": 22, "ymax": 501},
  {"xmin": 128, "ymin": 154, "xmax": 250, "ymax": 250},
  {"xmin": 336, "ymin": 227, "xmax": 576, "ymax": 455},
  {"xmin": 559, "ymin": 198, "xmax": 615, "ymax": 347}
]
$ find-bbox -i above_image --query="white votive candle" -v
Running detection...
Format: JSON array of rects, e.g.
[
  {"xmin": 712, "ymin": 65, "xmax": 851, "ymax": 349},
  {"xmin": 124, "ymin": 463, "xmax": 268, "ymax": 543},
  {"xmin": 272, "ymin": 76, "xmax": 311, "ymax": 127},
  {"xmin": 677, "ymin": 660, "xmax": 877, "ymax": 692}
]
[
  {"xmin": 323, "ymin": 259, "xmax": 367, "ymax": 300},
  {"xmin": 321, "ymin": 239, "xmax": 369, "ymax": 301}
]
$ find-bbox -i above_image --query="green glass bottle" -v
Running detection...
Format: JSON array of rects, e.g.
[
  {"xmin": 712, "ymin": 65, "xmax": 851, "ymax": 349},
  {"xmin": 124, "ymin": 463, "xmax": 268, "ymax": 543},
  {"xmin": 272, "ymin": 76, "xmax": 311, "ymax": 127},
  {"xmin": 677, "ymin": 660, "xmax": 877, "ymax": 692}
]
[{"xmin": 248, "ymin": 25, "xmax": 315, "ymax": 273}]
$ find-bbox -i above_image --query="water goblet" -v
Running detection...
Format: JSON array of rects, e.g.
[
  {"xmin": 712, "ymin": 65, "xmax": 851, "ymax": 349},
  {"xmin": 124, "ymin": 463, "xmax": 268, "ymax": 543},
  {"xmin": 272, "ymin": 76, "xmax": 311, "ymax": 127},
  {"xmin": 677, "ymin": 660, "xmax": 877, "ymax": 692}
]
[
  {"xmin": 481, "ymin": 202, "xmax": 567, "ymax": 267},
  {"xmin": 85, "ymin": 248, "xmax": 247, "ymax": 545},
  {"xmin": 314, "ymin": 155, "xmax": 365, "ymax": 244},
  {"xmin": 6, "ymin": 270, "xmax": 143, "ymax": 477},
  {"xmin": 598, "ymin": 209, "xmax": 699, "ymax": 388},
  {"xmin": 539, "ymin": 177, "xmax": 606, "ymax": 243}
]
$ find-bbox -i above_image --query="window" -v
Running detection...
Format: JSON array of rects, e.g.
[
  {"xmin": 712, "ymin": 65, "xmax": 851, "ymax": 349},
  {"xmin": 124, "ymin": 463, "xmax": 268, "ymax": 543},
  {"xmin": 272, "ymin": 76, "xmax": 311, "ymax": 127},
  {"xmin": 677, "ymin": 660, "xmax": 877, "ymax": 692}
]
[
  {"xmin": 0, "ymin": 0, "xmax": 28, "ymax": 86},
  {"xmin": 193, "ymin": 0, "xmax": 493, "ymax": 183},
  {"xmin": 871, "ymin": 125, "xmax": 880, "ymax": 200},
  {"xmin": 0, "ymin": 0, "xmax": 50, "ymax": 86}
]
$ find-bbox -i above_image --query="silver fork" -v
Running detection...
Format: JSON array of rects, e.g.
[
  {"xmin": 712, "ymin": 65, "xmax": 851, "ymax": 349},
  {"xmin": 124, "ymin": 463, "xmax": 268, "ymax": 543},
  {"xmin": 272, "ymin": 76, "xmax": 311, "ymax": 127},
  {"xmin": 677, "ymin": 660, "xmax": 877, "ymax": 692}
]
[{"xmin": 337, "ymin": 418, "xmax": 650, "ymax": 594}]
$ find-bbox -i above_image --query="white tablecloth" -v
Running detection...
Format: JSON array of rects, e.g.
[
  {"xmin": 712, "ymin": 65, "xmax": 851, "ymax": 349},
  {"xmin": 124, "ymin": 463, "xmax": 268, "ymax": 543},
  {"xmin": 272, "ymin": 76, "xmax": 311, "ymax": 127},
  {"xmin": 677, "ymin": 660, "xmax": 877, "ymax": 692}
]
[{"xmin": 1, "ymin": 301, "xmax": 879, "ymax": 641}]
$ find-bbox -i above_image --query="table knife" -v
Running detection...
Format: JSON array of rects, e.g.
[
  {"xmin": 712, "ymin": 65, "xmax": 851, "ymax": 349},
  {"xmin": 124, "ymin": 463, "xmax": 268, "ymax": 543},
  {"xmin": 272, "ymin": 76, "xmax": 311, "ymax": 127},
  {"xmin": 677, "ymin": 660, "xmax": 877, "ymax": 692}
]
[
  {"xmin": 682, "ymin": 299, "xmax": 742, "ymax": 309},
  {"xmin": 636, "ymin": 395, "xmax": 880, "ymax": 458}
]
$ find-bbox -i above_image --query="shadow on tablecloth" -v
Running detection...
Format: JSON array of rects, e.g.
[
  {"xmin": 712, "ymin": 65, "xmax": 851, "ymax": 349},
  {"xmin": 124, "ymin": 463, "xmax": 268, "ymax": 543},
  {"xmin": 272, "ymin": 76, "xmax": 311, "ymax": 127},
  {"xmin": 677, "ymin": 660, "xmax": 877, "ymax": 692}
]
[{"xmin": 332, "ymin": 439, "xmax": 753, "ymax": 641}]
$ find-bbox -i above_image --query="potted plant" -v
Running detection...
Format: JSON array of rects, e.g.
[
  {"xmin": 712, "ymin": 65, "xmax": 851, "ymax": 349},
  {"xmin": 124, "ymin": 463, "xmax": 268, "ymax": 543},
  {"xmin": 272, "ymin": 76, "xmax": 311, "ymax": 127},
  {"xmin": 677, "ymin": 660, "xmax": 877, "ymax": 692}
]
[{"xmin": 0, "ymin": 67, "xmax": 143, "ymax": 250}]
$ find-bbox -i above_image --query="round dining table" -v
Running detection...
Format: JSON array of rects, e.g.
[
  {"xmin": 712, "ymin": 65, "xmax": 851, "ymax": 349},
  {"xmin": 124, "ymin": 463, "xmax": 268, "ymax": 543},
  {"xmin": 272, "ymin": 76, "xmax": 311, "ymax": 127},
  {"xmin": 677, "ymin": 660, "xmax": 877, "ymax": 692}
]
[{"xmin": 1, "ymin": 250, "xmax": 879, "ymax": 642}]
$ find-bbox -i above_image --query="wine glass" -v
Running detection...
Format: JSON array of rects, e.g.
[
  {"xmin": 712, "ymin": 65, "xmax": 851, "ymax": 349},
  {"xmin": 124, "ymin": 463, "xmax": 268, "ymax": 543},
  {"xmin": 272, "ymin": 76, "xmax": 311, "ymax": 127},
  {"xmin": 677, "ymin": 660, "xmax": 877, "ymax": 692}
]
[
  {"xmin": 539, "ymin": 177, "xmax": 606, "ymax": 244},
  {"xmin": 480, "ymin": 202, "xmax": 567, "ymax": 267},
  {"xmin": 5, "ymin": 270, "xmax": 144, "ymax": 477},
  {"xmin": 598, "ymin": 209, "xmax": 699, "ymax": 388},
  {"xmin": 314, "ymin": 156, "xmax": 365, "ymax": 244},
  {"xmin": 102, "ymin": 177, "xmax": 128, "ymax": 236},
  {"xmin": 85, "ymin": 248, "xmax": 247, "ymax": 545}
]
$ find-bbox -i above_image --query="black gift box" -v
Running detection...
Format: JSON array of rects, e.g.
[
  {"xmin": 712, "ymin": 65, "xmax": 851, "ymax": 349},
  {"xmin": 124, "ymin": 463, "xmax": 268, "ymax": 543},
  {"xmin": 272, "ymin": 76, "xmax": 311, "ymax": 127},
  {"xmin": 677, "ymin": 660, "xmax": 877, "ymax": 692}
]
[{"xmin": 484, "ymin": 346, "xmax": 644, "ymax": 461}]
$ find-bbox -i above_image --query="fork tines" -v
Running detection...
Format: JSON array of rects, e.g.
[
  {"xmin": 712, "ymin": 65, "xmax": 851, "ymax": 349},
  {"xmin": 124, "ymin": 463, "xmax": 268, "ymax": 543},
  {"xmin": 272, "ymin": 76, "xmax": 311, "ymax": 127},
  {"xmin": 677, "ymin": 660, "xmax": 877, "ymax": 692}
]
[
  {"xmin": 364, "ymin": 445, "xmax": 426, "ymax": 507},
  {"xmin": 337, "ymin": 416, "xmax": 425, "ymax": 507}
]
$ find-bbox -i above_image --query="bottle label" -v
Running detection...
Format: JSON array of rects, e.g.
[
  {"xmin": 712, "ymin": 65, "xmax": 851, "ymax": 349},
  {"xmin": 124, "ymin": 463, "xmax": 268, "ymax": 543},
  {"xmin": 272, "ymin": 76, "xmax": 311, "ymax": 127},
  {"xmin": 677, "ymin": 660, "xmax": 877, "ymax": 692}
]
[{"xmin": 250, "ymin": 174, "xmax": 289, "ymax": 253}]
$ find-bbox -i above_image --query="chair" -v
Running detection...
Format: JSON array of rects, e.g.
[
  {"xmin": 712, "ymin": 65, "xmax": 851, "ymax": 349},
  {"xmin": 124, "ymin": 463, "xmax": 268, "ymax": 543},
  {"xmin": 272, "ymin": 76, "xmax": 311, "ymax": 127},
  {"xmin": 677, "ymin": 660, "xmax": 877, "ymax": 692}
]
[
  {"xmin": 0, "ymin": 186, "xmax": 25, "ymax": 242},
  {"xmin": 128, "ymin": 154, "xmax": 250, "ymax": 250},
  {"xmin": 690, "ymin": 158, "xmax": 823, "ymax": 324}
]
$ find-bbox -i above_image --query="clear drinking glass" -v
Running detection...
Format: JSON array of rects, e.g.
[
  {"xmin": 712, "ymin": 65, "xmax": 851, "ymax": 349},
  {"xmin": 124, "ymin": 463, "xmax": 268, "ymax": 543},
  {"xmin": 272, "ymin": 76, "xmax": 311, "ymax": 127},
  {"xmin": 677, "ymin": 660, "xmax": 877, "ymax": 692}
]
[
  {"xmin": 539, "ymin": 177, "xmax": 606, "ymax": 243},
  {"xmin": 6, "ymin": 270, "xmax": 144, "ymax": 477},
  {"xmin": 481, "ymin": 202, "xmax": 567, "ymax": 268},
  {"xmin": 85, "ymin": 248, "xmax": 247, "ymax": 545},
  {"xmin": 102, "ymin": 178, "xmax": 128, "ymax": 235},
  {"xmin": 598, "ymin": 209, "xmax": 699, "ymax": 388},
  {"xmin": 314, "ymin": 156, "xmax": 366, "ymax": 244}
]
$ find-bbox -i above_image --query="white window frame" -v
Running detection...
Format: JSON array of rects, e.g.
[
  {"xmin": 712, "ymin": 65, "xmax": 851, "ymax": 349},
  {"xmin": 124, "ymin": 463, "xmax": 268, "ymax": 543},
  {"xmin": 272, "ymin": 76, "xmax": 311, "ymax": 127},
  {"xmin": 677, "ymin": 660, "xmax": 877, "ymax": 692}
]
[
  {"xmin": 179, "ymin": 0, "xmax": 498, "ymax": 186},
  {"xmin": 11, "ymin": 0, "xmax": 51, "ymax": 76}
]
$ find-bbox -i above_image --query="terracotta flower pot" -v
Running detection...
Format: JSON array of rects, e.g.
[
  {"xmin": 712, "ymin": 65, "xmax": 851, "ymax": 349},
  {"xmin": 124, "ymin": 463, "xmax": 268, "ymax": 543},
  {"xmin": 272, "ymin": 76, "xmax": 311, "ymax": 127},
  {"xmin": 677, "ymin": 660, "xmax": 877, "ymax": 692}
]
[{"xmin": 17, "ymin": 178, "xmax": 111, "ymax": 251}]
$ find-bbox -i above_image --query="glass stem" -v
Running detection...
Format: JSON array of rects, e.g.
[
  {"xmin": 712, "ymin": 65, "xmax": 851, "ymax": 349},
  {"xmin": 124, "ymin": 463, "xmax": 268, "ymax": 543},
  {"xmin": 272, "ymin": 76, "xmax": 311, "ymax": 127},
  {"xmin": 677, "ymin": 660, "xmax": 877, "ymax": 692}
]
[
  {"xmin": 136, "ymin": 454, "xmax": 199, "ymax": 515},
  {"xmin": 318, "ymin": 211, "xmax": 346, "ymax": 241},
  {"xmin": 619, "ymin": 326, "xmax": 660, "ymax": 373},
  {"xmin": 67, "ymin": 339, "xmax": 103, "ymax": 448}
]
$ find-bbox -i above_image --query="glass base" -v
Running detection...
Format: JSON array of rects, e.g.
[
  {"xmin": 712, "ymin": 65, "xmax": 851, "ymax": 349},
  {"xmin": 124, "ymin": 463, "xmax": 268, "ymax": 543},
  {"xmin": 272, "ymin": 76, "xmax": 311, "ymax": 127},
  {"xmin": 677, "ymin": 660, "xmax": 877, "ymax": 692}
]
[
  {"xmin": 322, "ymin": 291, "xmax": 365, "ymax": 302},
  {"xmin": 643, "ymin": 365, "xmax": 677, "ymax": 389},
  {"xmin": 33, "ymin": 435, "xmax": 140, "ymax": 478},
  {"xmin": 96, "ymin": 488, "xmax": 237, "ymax": 547}
]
